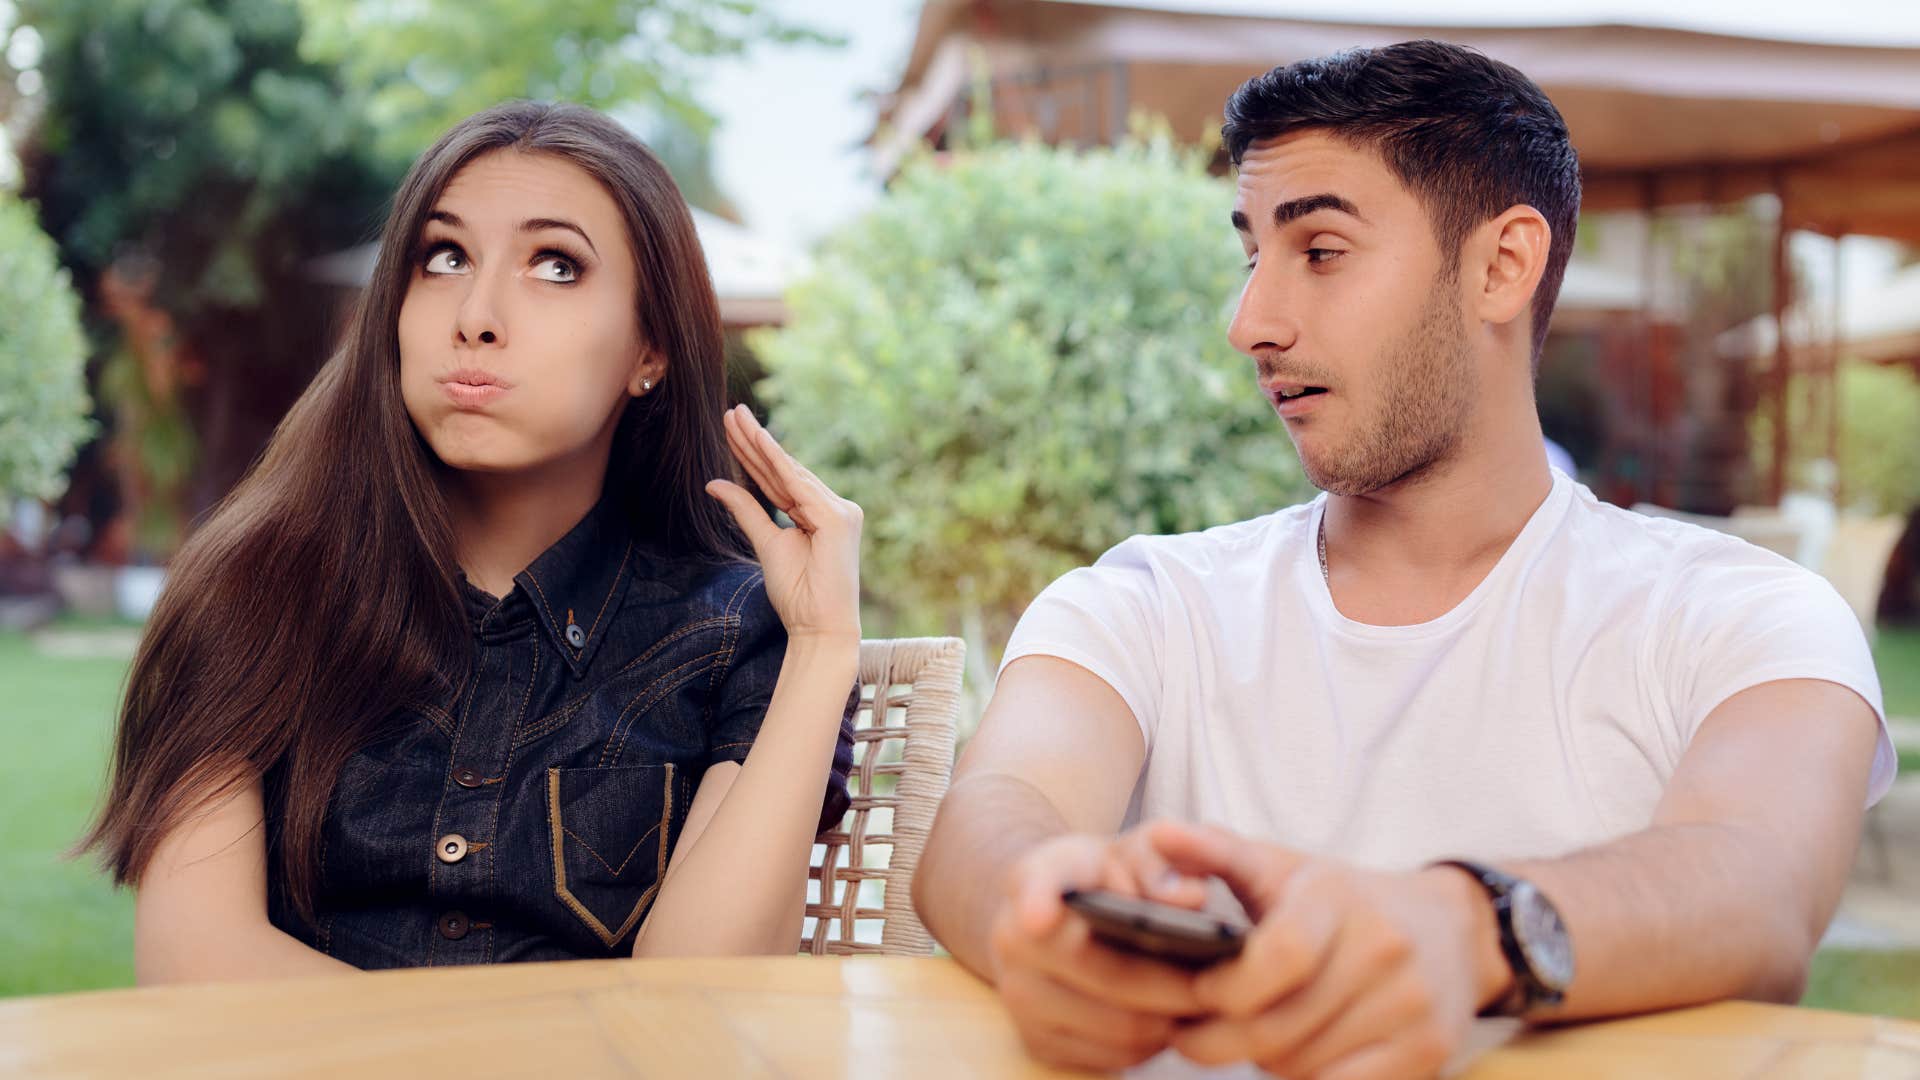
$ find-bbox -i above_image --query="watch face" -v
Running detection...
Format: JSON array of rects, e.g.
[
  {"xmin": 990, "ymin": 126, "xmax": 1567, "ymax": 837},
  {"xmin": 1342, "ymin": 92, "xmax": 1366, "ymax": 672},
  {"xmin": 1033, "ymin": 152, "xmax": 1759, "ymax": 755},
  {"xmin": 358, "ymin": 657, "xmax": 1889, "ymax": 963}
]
[{"xmin": 1509, "ymin": 880, "xmax": 1575, "ymax": 991}]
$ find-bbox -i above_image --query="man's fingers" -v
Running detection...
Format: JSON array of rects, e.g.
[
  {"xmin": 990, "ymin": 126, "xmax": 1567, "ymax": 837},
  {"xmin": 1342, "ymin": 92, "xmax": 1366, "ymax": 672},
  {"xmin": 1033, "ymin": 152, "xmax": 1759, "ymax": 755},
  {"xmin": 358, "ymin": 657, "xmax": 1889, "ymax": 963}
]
[
  {"xmin": 1192, "ymin": 862, "xmax": 1346, "ymax": 1017},
  {"xmin": 1266, "ymin": 970, "xmax": 1437, "ymax": 1079},
  {"xmin": 1010, "ymin": 970, "xmax": 1176, "ymax": 1054},
  {"xmin": 1019, "ymin": 1026, "xmax": 1167, "ymax": 1074},
  {"xmin": 1145, "ymin": 820, "xmax": 1301, "ymax": 916},
  {"xmin": 1020, "ymin": 914, "xmax": 1206, "ymax": 1017},
  {"xmin": 1008, "ymin": 842, "xmax": 1107, "ymax": 939},
  {"xmin": 1174, "ymin": 906, "xmax": 1401, "ymax": 1067},
  {"xmin": 1112, "ymin": 825, "xmax": 1210, "ymax": 910}
]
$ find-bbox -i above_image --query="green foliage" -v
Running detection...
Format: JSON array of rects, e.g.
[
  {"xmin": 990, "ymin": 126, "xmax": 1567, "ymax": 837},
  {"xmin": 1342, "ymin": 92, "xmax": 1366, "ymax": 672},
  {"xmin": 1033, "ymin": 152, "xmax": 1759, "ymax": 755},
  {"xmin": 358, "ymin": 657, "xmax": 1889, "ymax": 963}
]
[
  {"xmin": 0, "ymin": 193, "xmax": 92, "ymax": 501},
  {"xmin": 296, "ymin": 0, "xmax": 837, "ymax": 166},
  {"xmin": 753, "ymin": 137, "xmax": 1313, "ymax": 636},
  {"xmin": 1751, "ymin": 364, "xmax": 1920, "ymax": 516},
  {"xmin": 22, "ymin": 0, "xmax": 381, "ymax": 314}
]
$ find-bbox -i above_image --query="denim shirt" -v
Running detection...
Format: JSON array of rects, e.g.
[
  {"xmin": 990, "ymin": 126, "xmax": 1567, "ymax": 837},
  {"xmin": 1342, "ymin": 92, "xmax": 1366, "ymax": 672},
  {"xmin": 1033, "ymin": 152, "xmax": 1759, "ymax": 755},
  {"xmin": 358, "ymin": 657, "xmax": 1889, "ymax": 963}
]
[{"xmin": 267, "ymin": 498, "xmax": 855, "ymax": 967}]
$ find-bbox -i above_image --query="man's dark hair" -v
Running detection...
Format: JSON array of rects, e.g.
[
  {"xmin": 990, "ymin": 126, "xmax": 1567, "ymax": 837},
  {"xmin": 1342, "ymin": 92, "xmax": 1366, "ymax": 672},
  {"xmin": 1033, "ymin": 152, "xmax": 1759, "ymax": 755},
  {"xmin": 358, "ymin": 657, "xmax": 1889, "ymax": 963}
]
[{"xmin": 1223, "ymin": 40, "xmax": 1581, "ymax": 367}]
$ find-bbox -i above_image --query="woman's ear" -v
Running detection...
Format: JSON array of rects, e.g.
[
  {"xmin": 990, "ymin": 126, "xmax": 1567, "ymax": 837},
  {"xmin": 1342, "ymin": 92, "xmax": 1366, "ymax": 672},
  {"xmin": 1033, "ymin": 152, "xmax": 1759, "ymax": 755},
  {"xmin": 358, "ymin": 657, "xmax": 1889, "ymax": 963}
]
[{"xmin": 628, "ymin": 350, "xmax": 665, "ymax": 397}]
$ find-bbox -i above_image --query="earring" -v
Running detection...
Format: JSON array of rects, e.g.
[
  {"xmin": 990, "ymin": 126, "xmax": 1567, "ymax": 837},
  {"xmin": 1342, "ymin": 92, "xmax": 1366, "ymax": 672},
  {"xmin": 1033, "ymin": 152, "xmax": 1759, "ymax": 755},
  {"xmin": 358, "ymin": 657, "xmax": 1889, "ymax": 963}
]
[{"xmin": 642, "ymin": 378, "xmax": 653, "ymax": 391}]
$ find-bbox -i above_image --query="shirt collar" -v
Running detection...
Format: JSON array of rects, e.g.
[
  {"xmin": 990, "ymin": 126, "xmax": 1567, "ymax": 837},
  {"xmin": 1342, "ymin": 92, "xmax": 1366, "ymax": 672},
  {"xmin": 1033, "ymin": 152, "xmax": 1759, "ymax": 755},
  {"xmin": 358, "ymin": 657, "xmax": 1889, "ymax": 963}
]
[{"xmin": 513, "ymin": 495, "xmax": 635, "ymax": 678}]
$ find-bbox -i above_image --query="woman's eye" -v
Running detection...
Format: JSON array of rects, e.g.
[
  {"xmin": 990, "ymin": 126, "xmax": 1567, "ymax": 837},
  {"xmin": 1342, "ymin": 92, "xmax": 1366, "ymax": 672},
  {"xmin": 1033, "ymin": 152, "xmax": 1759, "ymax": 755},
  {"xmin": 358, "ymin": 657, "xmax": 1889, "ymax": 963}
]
[
  {"xmin": 423, "ymin": 247, "xmax": 468, "ymax": 275},
  {"xmin": 532, "ymin": 255, "xmax": 579, "ymax": 284},
  {"xmin": 1306, "ymin": 248, "xmax": 1344, "ymax": 265}
]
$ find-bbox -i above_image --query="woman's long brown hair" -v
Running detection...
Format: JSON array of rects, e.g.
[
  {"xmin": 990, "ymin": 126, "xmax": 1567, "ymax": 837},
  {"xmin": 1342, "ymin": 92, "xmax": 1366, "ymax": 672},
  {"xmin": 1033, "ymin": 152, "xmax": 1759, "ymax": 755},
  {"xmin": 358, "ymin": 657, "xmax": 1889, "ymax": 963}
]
[{"xmin": 78, "ymin": 101, "xmax": 749, "ymax": 920}]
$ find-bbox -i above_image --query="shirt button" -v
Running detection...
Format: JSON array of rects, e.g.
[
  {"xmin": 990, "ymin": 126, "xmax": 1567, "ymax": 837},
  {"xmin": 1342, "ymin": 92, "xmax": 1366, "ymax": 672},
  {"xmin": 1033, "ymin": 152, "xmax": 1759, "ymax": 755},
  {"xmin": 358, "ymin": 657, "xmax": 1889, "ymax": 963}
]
[
  {"xmin": 565, "ymin": 622, "xmax": 586, "ymax": 648},
  {"xmin": 436, "ymin": 834, "xmax": 469, "ymax": 864},
  {"xmin": 438, "ymin": 911, "xmax": 470, "ymax": 940},
  {"xmin": 453, "ymin": 767, "xmax": 482, "ymax": 789}
]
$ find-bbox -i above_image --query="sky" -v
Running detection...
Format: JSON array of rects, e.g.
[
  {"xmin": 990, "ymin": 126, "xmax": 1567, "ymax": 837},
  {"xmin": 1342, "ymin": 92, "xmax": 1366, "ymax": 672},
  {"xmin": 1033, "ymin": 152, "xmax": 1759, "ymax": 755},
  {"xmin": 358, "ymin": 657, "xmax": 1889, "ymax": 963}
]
[{"xmin": 700, "ymin": 0, "xmax": 1920, "ymax": 253}]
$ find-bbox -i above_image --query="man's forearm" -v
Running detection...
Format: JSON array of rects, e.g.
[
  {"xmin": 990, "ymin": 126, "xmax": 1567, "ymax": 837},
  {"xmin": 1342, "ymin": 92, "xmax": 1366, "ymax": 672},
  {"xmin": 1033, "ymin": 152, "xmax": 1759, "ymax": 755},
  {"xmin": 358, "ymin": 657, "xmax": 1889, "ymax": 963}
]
[
  {"xmin": 1485, "ymin": 820, "xmax": 1842, "ymax": 1021},
  {"xmin": 914, "ymin": 772, "xmax": 1073, "ymax": 980}
]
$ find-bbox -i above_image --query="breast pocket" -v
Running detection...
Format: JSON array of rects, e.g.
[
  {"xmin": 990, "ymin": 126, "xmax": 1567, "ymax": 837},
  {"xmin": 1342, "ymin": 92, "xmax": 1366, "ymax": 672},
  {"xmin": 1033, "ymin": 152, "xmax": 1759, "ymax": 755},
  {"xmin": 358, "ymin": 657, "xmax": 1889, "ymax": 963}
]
[{"xmin": 546, "ymin": 763, "xmax": 676, "ymax": 951}]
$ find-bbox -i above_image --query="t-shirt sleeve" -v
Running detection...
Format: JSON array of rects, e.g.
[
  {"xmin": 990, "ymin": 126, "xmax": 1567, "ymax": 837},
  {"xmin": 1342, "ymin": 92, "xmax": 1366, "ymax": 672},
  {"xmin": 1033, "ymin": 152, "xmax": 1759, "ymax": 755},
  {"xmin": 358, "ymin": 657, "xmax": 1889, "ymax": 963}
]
[
  {"xmin": 998, "ymin": 536, "xmax": 1165, "ymax": 749},
  {"xmin": 708, "ymin": 572, "xmax": 856, "ymax": 835},
  {"xmin": 1657, "ymin": 546, "xmax": 1896, "ymax": 806}
]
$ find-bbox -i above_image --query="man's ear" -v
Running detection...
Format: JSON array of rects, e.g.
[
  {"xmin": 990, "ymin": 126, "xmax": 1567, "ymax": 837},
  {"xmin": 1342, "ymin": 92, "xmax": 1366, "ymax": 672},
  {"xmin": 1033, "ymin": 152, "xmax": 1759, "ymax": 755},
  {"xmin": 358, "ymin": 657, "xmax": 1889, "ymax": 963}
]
[
  {"xmin": 628, "ymin": 349, "xmax": 665, "ymax": 397},
  {"xmin": 1469, "ymin": 205, "xmax": 1551, "ymax": 330}
]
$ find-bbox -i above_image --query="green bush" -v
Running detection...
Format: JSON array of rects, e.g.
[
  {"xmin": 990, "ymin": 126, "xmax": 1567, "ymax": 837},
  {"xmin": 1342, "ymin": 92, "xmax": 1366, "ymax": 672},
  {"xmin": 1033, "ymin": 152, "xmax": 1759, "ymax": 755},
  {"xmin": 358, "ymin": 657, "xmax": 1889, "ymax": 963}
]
[
  {"xmin": 753, "ymin": 136, "xmax": 1313, "ymax": 656},
  {"xmin": 1751, "ymin": 364, "xmax": 1920, "ymax": 516},
  {"xmin": 0, "ymin": 195, "xmax": 91, "ymax": 502}
]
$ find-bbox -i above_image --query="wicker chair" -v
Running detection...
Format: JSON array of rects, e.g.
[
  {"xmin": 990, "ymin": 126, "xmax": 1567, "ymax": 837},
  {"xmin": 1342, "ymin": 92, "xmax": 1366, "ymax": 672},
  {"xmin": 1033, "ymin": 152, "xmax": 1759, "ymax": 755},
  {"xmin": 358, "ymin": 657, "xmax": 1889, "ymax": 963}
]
[{"xmin": 800, "ymin": 637, "xmax": 964, "ymax": 957}]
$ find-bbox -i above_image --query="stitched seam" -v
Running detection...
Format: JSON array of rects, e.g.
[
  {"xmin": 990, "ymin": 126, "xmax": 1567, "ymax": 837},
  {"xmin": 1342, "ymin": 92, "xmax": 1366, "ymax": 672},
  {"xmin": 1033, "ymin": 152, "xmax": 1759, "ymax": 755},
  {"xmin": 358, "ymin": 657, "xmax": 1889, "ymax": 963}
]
[
  {"xmin": 600, "ymin": 651, "xmax": 724, "ymax": 767},
  {"xmin": 482, "ymin": 640, "xmax": 536, "ymax": 965},
  {"xmin": 426, "ymin": 657, "xmax": 483, "ymax": 967},
  {"xmin": 706, "ymin": 569, "xmax": 761, "ymax": 721},
  {"xmin": 548, "ymin": 765, "xmax": 673, "ymax": 950},
  {"xmin": 581, "ymin": 539, "xmax": 633, "ymax": 649},
  {"xmin": 427, "ymin": 661, "xmax": 482, "ymax": 943},
  {"xmin": 523, "ymin": 566, "xmax": 562, "ymax": 648},
  {"xmin": 413, "ymin": 703, "xmax": 457, "ymax": 738},
  {"xmin": 514, "ymin": 618, "xmax": 732, "ymax": 747},
  {"xmin": 562, "ymin": 819, "xmax": 664, "ymax": 877}
]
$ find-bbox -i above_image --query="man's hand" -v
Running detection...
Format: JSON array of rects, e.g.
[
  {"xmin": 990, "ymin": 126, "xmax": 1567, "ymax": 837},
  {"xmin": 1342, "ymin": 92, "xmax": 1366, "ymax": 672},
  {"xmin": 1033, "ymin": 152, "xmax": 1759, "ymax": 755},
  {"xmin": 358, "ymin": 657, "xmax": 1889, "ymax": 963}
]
[
  {"xmin": 986, "ymin": 831, "xmax": 1216, "ymax": 1071},
  {"xmin": 1145, "ymin": 821, "xmax": 1509, "ymax": 1080}
]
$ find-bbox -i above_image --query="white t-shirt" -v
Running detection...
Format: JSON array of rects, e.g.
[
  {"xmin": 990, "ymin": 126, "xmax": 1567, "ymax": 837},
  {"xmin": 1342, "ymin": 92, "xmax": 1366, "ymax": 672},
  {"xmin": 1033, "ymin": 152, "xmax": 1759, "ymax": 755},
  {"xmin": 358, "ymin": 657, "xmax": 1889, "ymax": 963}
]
[{"xmin": 1000, "ymin": 469, "xmax": 1895, "ymax": 871}]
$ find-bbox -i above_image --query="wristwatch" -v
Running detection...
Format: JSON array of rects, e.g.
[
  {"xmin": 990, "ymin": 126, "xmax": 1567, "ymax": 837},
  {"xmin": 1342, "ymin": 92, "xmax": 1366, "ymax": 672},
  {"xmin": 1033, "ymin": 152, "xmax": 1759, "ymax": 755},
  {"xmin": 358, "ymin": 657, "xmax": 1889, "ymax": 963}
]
[{"xmin": 1436, "ymin": 860, "xmax": 1575, "ymax": 1017}]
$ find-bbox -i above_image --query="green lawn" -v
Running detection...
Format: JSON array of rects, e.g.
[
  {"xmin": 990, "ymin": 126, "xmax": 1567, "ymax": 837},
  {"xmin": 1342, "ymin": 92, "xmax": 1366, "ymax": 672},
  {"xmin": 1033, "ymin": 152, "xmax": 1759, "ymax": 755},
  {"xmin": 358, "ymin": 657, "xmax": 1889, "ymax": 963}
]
[
  {"xmin": 0, "ymin": 621, "xmax": 136, "ymax": 997},
  {"xmin": 1, "ymin": 619, "xmax": 1917, "ymax": 1019},
  {"xmin": 1877, "ymin": 625, "xmax": 1920, "ymax": 721}
]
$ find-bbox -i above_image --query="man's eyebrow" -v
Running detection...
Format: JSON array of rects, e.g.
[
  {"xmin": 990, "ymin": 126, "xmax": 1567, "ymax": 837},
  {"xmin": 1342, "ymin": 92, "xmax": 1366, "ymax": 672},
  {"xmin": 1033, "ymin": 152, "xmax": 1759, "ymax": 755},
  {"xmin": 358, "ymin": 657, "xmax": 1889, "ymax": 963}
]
[
  {"xmin": 1231, "ymin": 193, "xmax": 1366, "ymax": 232},
  {"xmin": 421, "ymin": 210, "xmax": 598, "ymax": 257},
  {"xmin": 521, "ymin": 217, "xmax": 597, "ymax": 256}
]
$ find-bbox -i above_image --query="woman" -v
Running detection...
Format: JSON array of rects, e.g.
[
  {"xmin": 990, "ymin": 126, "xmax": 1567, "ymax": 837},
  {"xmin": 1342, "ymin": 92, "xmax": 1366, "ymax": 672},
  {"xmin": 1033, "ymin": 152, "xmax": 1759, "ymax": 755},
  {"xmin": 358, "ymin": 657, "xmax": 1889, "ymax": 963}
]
[{"xmin": 79, "ymin": 101, "xmax": 862, "ymax": 978}]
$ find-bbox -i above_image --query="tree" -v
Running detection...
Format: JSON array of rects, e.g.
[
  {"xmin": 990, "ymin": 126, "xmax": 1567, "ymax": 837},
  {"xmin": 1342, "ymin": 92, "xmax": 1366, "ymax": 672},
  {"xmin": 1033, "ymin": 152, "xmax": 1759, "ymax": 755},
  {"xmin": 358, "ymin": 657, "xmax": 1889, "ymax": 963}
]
[
  {"xmin": 0, "ymin": 192, "xmax": 90, "ymax": 502},
  {"xmin": 752, "ymin": 136, "xmax": 1314, "ymax": 695},
  {"xmin": 295, "ymin": 0, "xmax": 836, "ymax": 171},
  {"xmin": 19, "ymin": 0, "xmax": 391, "ymax": 555}
]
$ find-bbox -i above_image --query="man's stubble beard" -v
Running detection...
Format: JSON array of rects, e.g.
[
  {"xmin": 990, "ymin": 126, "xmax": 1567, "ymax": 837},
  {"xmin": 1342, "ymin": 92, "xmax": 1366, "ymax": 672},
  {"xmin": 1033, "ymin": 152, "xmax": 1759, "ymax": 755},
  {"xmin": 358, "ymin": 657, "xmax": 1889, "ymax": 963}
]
[{"xmin": 1294, "ymin": 277, "xmax": 1478, "ymax": 498}]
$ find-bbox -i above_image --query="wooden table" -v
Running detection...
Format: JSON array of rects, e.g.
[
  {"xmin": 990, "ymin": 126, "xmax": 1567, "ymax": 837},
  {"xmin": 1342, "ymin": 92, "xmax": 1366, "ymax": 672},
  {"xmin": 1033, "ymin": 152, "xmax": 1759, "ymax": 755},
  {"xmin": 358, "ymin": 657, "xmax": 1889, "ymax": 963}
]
[{"xmin": 1, "ymin": 956, "xmax": 1915, "ymax": 1078}]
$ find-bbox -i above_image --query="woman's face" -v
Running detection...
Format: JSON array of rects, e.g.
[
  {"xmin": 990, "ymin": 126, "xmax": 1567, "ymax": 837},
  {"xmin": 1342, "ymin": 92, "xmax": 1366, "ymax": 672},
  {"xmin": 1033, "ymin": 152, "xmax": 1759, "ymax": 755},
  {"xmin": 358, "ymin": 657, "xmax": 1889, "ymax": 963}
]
[{"xmin": 398, "ymin": 150, "xmax": 659, "ymax": 476}]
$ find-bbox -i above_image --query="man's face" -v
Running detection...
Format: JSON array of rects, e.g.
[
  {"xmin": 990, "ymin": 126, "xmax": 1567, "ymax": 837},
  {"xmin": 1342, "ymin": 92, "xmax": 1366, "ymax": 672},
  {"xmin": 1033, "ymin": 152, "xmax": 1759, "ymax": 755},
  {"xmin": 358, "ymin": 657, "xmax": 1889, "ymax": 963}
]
[{"xmin": 1229, "ymin": 130, "xmax": 1477, "ymax": 496}]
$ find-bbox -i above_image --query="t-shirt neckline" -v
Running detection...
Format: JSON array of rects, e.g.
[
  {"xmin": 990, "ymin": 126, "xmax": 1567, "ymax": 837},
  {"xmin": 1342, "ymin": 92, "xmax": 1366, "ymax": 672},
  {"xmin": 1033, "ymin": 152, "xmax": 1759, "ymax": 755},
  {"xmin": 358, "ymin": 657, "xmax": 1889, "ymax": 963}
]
[{"xmin": 1303, "ymin": 469, "xmax": 1574, "ymax": 641}]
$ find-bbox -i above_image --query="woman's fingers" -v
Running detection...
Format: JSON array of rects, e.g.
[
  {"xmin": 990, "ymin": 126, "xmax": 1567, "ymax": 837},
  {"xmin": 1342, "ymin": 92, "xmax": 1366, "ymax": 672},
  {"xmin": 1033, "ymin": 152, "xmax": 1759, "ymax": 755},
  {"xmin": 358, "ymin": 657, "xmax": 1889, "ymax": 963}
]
[
  {"xmin": 733, "ymin": 407, "xmax": 859, "ymax": 536},
  {"xmin": 703, "ymin": 478, "xmax": 781, "ymax": 555},
  {"xmin": 724, "ymin": 408, "xmax": 795, "ymax": 512}
]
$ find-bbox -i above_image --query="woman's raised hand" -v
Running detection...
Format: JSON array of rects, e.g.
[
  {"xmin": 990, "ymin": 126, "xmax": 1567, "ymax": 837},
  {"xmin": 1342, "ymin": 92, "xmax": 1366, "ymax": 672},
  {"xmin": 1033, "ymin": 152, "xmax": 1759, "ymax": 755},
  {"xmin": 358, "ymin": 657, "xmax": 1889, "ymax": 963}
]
[{"xmin": 705, "ymin": 405, "xmax": 862, "ymax": 643}]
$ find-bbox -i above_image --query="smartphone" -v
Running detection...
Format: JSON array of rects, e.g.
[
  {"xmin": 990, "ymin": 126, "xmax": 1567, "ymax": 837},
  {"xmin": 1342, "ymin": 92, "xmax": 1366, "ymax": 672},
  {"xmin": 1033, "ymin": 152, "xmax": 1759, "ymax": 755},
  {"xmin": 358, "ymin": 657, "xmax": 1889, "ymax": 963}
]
[{"xmin": 1062, "ymin": 887, "xmax": 1247, "ymax": 968}]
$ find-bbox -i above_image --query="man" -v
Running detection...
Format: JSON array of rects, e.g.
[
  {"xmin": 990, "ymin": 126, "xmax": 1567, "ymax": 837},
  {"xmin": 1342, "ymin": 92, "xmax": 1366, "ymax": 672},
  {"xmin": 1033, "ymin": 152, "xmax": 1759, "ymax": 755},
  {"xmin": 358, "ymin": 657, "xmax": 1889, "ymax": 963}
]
[{"xmin": 912, "ymin": 40, "xmax": 1893, "ymax": 1080}]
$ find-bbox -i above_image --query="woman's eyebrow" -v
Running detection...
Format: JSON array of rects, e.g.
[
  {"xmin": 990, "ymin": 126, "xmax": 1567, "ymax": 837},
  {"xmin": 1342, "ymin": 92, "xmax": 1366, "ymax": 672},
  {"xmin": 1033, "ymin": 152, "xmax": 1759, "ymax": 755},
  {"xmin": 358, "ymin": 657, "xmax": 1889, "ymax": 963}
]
[
  {"xmin": 421, "ymin": 210, "xmax": 596, "ymax": 257},
  {"xmin": 521, "ymin": 217, "xmax": 597, "ymax": 256}
]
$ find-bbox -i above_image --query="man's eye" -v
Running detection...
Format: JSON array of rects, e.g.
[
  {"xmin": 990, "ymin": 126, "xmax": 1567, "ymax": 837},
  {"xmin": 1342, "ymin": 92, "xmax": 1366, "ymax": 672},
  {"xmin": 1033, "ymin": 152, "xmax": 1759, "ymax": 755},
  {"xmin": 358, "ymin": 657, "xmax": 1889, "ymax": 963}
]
[{"xmin": 423, "ymin": 247, "xmax": 468, "ymax": 275}]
